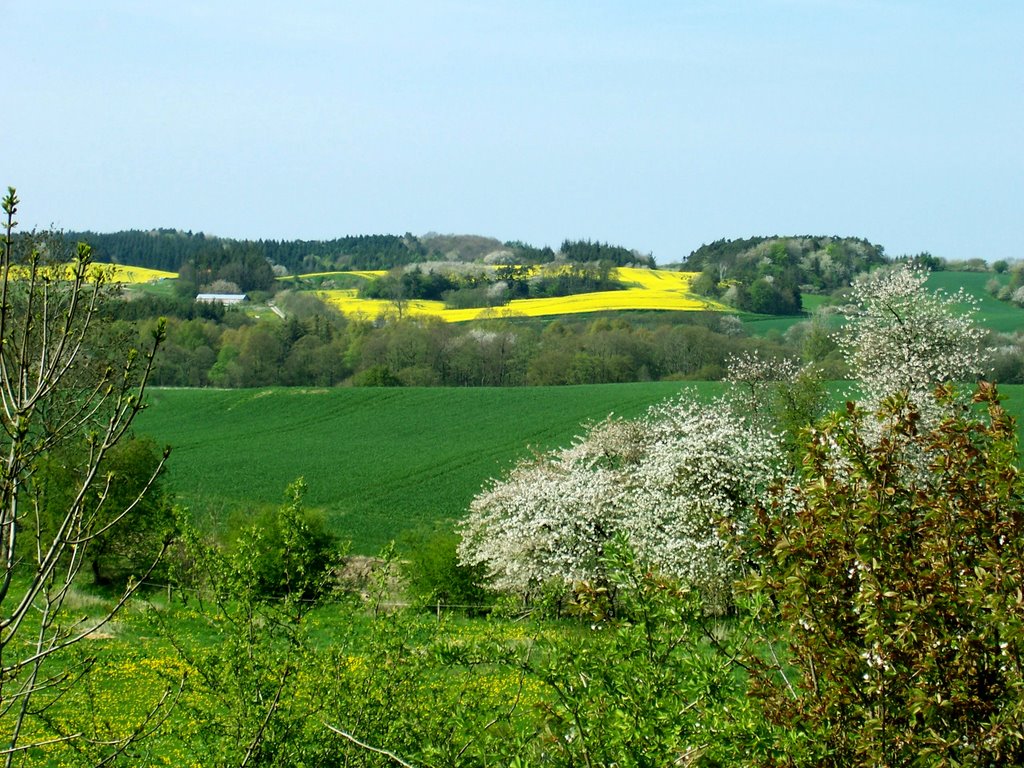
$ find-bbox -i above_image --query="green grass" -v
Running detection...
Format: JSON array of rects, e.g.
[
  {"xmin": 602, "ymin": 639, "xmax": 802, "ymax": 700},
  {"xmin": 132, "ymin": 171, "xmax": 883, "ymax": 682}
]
[
  {"xmin": 925, "ymin": 270, "xmax": 1024, "ymax": 334},
  {"xmin": 800, "ymin": 294, "xmax": 834, "ymax": 313},
  {"xmin": 136, "ymin": 382, "xmax": 721, "ymax": 553},
  {"xmin": 136, "ymin": 381, "xmax": 1024, "ymax": 554},
  {"xmin": 739, "ymin": 313, "xmax": 807, "ymax": 337},
  {"xmin": 137, "ymin": 369, "xmax": 1024, "ymax": 556},
  {"xmin": 122, "ymin": 278, "xmax": 178, "ymax": 299},
  {"xmin": 741, "ymin": 270, "xmax": 1024, "ymax": 338}
]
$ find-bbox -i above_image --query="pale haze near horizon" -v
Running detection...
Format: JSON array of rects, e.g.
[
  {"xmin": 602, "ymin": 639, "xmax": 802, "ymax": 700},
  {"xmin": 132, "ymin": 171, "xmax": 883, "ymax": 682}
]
[{"xmin": 4, "ymin": 1, "xmax": 1021, "ymax": 264}]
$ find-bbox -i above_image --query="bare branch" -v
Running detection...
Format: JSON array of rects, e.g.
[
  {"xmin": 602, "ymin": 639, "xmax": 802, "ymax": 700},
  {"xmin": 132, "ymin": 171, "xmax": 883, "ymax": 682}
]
[{"xmin": 324, "ymin": 722, "xmax": 418, "ymax": 768}]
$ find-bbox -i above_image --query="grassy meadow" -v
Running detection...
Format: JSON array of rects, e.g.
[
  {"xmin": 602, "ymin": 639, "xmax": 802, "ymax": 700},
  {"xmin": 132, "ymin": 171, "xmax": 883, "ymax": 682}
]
[
  {"xmin": 926, "ymin": 269, "xmax": 1024, "ymax": 333},
  {"xmin": 739, "ymin": 270, "xmax": 1024, "ymax": 337}
]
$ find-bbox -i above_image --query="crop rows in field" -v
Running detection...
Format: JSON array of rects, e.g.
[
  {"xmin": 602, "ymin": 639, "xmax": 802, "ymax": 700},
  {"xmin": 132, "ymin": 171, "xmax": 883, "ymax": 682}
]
[
  {"xmin": 137, "ymin": 381, "xmax": 1024, "ymax": 553},
  {"xmin": 135, "ymin": 382, "xmax": 719, "ymax": 553}
]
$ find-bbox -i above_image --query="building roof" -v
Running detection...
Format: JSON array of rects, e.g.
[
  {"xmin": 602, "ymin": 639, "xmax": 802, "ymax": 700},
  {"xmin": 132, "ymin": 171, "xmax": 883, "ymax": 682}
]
[{"xmin": 196, "ymin": 293, "xmax": 248, "ymax": 303}]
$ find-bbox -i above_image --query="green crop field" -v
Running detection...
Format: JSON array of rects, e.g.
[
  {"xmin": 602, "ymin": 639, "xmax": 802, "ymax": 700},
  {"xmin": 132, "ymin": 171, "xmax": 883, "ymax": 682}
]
[
  {"xmin": 741, "ymin": 270, "xmax": 1024, "ymax": 338},
  {"xmin": 739, "ymin": 313, "xmax": 807, "ymax": 337},
  {"xmin": 137, "ymin": 363, "xmax": 1024, "ymax": 556},
  {"xmin": 136, "ymin": 382, "xmax": 724, "ymax": 553},
  {"xmin": 926, "ymin": 270, "xmax": 1024, "ymax": 334}
]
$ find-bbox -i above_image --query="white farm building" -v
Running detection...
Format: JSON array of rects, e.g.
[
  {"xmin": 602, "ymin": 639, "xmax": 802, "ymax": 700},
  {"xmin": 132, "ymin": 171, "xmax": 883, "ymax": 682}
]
[{"xmin": 196, "ymin": 293, "xmax": 248, "ymax": 305}]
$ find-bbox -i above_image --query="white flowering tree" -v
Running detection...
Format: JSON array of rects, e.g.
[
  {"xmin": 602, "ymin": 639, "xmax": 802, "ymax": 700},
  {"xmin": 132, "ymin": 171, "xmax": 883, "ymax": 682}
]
[
  {"xmin": 458, "ymin": 395, "xmax": 785, "ymax": 608},
  {"xmin": 839, "ymin": 263, "xmax": 988, "ymax": 414},
  {"xmin": 724, "ymin": 350, "xmax": 827, "ymax": 462}
]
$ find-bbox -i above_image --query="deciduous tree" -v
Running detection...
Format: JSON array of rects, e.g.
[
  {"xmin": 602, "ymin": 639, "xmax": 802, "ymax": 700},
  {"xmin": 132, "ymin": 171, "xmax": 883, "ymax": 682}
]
[
  {"xmin": 458, "ymin": 393, "xmax": 786, "ymax": 609},
  {"xmin": 839, "ymin": 263, "xmax": 987, "ymax": 417},
  {"xmin": 0, "ymin": 188, "xmax": 168, "ymax": 762}
]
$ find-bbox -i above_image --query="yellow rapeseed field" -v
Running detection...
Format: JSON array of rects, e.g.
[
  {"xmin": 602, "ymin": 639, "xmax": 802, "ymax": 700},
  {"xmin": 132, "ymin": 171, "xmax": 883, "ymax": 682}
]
[
  {"xmin": 101, "ymin": 263, "xmax": 179, "ymax": 283},
  {"xmin": 316, "ymin": 267, "xmax": 728, "ymax": 322},
  {"xmin": 5, "ymin": 262, "xmax": 178, "ymax": 284},
  {"xmin": 289, "ymin": 269, "xmax": 387, "ymax": 280}
]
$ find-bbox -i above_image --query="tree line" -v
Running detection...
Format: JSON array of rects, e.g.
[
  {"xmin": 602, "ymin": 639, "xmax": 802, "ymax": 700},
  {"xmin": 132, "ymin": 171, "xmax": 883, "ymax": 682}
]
[
  {"xmin": 64, "ymin": 229, "xmax": 432, "ymax": 275},
  {"xmin": 118, "ymin": 294, "xmax": 806, "ymax": 389},
  {"xmin": 64, "ymin": 227, "xmax": 654, "ymax": 281},
  {"xmin": 108, "ymin": 289, "xmax": 1024, "ymax": 391}
]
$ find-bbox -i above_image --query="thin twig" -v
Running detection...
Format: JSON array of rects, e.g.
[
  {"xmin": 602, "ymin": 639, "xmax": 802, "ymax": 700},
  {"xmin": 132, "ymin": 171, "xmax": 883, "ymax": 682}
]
[{"xmin": 240, "ymin": 665, "xmax": 292, "ymax": 767}]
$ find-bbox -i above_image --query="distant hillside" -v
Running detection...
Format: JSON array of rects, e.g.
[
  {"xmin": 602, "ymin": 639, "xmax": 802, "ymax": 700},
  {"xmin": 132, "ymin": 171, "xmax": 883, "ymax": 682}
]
[
  {"xmin": 66, "ymin": 229, "xmax": 433, "ymax": 275},
  {"xmin": 65, "ymin": 230, "xmax": 653, "ymax": 276},
  {"xmin": 683, "ymin": 235, "xmax": 888, "ymax": 314}
]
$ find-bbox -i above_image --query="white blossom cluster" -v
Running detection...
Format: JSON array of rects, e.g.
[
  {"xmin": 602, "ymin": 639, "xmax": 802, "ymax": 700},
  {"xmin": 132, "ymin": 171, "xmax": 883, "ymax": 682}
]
[
  {"xmin": 457, "ymin": 396, "xmax": 786, "ymax": 607},
  {"xmin": 839, "ymin": 263, "xmax": 988, "ymax": 415}
]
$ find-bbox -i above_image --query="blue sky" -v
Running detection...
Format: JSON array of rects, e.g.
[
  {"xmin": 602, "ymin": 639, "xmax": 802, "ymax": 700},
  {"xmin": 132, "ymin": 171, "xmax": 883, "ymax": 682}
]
[{"xmin": 5, "ymin": 1, "xmax": 1021, "ymax": 263}]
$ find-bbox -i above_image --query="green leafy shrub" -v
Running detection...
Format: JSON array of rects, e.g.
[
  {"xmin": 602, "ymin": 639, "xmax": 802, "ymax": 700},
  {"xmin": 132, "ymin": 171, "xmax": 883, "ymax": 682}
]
[
  {"xmin": 747, "ymin": 382, "xmax": 1024, "ymax": 765},
  {"xmin": 439, "ymin": 541, "xmax": 764, "ymax": 766},
  {"xmin": 89, "ymin": 436, "xmax": 176, "ymax": 586},
  {"xmin": 232, "ymin": 479, "xmax": 342, "ymax": 602},
  {"xmin": 157, "ymin": 480, "xmax": 347, "ymax": 766},
  {"xmin": 400, "ymin": 529, "xmax": 492, "ymax": 614}
]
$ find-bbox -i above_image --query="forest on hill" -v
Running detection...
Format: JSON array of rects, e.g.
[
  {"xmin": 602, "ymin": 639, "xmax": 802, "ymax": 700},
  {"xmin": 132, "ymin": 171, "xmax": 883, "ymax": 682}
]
[{"xmin": 682, "ymin": 235, "xmax": 889, "ymax": 314}]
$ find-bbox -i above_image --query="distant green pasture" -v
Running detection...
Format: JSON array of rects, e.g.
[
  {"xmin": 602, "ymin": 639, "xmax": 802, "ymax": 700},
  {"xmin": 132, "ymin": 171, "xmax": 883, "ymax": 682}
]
[
  {"xmin": 122, "ymin": 278, "xmax": 178, "ymax": 299},
  {"xmin": 926, "ymin": 270, "xmax": 1024, "ymax": 334},
  {"xmin": 741, "ymin": 271, "xmax": 1024, "ymax": 337},
  {"xmin": 136, "ymin": 382, "xmax": 720, "ymax": 553},
  {"xmin": 739, "ymin": 313, "xmax": 807, "ymax": 337}
]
